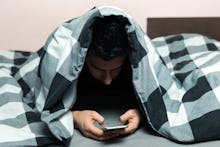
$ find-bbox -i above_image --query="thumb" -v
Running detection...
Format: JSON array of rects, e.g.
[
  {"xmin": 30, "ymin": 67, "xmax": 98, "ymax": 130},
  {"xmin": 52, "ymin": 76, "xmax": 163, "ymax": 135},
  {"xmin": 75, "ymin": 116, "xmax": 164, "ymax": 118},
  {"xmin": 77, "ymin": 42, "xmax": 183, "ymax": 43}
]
[
  {"xmin": 91, "ymin": 111, "xmax": 104, "ymax": 125},
  {"xmin": 119, "ymin": 111, "xmax": 132, "ymax": 124}
]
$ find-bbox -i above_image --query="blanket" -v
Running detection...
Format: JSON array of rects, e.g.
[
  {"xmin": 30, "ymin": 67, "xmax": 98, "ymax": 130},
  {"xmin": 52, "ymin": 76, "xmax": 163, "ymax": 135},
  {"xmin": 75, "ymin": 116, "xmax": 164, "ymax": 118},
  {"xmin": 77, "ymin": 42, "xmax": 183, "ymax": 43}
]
[
  {"xmin": 1, "ymin": 6, "xmax": 220, "ymax": 146},
  {"xmin": 151, "ymin": 34, "xmax": 220, "ymax": 142}
]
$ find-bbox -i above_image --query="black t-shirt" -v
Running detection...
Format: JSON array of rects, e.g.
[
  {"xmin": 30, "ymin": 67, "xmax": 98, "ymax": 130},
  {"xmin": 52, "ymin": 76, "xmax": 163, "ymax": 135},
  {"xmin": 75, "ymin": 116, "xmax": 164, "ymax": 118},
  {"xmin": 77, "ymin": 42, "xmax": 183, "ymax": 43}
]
[{"xmin": 72, "ymin": 60, "xmax": 138, "ymax": 111}]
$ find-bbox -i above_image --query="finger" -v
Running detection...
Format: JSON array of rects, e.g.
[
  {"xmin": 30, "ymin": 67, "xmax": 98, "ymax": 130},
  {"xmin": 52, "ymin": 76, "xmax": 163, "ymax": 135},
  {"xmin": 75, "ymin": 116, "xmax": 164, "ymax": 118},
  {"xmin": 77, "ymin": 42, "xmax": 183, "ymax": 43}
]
[
  {"xmin": 119, "ymin": 110, "xmax": 133, "ymax": 123},
  {"xmin": 90, "ymin": 111, "xmax": 105, "ymax": 125},
  {"xmin": 83, "ymin": 131, "xmax": 101, "ymax": 140},
  {"xmin": 83, "ymin": 130, "xmax": 120, "ymax": 141},
  {"xmin": 92, "ymin": 129, "xmax": 121, "ymax": 139},
  {"xmin": 87, "ymin": 123, "xmax": 104, "ymax": 137},
  {"xmin": 102, "ymin": 130, "xmax": 123, "ymax": 135},
  {"xmin": 100, "ymin": 132, "xmax": 120, "ymax": 141},
  {"xmin": 120, "ymin": 121, "xmax": 137, "ymax": 135},
  {"xmin": 95, "ymin": 132, "xmax": 120, "ymax": 141}
]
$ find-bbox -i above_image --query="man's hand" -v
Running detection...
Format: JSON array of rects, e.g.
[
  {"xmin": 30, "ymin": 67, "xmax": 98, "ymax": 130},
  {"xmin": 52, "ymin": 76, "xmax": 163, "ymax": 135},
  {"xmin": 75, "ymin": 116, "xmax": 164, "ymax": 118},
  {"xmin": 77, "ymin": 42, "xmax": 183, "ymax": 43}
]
[
  {"xmin": 72, "ymin": 110, "xmax": 120, "ymax": 141},
  {"xmin": 119, "ymin": 109, "xmax": 142, "ymax": 135}
]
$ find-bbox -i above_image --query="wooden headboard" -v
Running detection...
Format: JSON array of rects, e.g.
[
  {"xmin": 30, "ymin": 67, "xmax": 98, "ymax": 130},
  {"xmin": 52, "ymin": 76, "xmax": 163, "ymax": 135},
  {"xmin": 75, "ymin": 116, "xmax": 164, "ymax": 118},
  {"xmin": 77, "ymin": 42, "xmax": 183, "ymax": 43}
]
[{"xmin": 147, "ymin": 17, "xmax": 220, "ymax": 41}]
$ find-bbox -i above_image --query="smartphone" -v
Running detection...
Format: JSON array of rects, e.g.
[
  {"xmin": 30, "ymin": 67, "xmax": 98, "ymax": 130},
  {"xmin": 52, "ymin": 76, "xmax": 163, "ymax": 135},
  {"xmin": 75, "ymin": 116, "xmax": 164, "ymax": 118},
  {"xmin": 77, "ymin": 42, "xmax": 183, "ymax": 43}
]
[{"xmin": 101, "ymin": 124, "xmax": 128, "ymax": 132}]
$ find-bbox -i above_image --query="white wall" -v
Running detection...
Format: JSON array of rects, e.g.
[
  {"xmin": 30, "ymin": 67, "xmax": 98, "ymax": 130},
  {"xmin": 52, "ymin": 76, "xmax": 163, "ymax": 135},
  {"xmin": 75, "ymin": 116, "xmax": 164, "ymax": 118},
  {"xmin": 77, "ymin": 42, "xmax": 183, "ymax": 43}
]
[{"xmin": 0, "ymin": 0, "xmax": 220, "ymax": 51}]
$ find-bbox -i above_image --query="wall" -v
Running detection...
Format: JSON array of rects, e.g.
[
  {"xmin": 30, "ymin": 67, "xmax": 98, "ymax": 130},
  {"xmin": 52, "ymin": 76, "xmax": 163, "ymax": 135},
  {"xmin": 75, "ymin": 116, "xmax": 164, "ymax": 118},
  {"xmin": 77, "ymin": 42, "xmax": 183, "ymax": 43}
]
[{"xmin": 0, "ymin": 0, "xmax": 220, "ymax": 51}]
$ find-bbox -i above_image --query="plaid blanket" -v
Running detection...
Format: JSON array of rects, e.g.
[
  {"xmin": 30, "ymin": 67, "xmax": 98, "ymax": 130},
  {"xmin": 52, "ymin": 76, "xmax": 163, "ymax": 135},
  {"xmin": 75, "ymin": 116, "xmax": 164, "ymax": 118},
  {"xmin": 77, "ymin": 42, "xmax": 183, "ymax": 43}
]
[
  {"xmin": 150, "ymin": 34, "xmax": 220, "ymax": 142},
  {"xmin": 1, "ymin": 6, "xmax": 220, "ymax": 146}
]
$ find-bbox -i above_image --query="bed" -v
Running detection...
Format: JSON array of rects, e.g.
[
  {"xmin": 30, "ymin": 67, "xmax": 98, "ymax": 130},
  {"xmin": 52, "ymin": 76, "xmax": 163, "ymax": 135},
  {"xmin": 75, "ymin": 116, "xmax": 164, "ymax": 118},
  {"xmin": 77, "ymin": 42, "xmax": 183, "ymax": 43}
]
[{"xmin": 69, "ymin": 17, "xmax": 220, "ymax": 147}]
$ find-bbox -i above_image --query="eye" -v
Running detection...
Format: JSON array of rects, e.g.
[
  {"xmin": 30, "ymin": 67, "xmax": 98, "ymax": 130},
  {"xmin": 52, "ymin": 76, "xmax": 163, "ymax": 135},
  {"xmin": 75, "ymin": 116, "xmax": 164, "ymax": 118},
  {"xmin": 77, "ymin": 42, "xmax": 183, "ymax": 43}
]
[{"xmin": 110, "ymin": 67, "xmax": 122, "ymax": 76}]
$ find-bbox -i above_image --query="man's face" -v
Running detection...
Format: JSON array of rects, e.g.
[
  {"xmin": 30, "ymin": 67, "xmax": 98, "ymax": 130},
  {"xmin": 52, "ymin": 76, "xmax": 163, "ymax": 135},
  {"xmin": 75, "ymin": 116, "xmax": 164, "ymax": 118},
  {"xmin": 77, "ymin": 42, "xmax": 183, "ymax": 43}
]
[{"xmin": 85, "ymin": 54, "xmax": 126, "ymax": 85}]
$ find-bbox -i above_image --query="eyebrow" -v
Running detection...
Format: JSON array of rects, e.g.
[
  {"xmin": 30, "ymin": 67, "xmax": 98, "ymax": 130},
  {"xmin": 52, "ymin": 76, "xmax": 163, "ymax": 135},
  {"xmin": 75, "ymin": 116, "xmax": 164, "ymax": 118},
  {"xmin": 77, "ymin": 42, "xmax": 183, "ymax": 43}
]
[{"xmin": 90, "ymin": 62, "xmax": 123, "ymax": 71}]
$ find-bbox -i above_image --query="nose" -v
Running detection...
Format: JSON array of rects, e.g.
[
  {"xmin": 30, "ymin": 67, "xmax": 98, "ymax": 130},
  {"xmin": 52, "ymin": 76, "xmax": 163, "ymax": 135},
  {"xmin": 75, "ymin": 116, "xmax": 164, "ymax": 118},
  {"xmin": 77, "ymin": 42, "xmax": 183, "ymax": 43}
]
[{"xmin": 103, "ymin": 71, "xmax": 112, "ymax": 85}]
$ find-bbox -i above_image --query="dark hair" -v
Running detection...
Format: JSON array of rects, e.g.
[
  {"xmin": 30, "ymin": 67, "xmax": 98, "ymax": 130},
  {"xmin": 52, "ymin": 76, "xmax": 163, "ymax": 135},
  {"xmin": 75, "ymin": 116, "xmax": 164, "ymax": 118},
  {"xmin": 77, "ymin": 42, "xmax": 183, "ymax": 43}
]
[{"xmin": 88, "ymin": 16, "xmax": 129, "ymax": 60}]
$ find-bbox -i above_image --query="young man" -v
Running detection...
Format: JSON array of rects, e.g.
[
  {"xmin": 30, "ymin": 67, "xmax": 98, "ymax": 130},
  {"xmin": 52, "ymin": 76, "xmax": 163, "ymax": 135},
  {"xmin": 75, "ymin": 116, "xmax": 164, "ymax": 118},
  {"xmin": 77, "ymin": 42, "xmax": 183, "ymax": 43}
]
[{"xmin": 71, "ymin": 16, "xmax": 142, "ymax": 141}]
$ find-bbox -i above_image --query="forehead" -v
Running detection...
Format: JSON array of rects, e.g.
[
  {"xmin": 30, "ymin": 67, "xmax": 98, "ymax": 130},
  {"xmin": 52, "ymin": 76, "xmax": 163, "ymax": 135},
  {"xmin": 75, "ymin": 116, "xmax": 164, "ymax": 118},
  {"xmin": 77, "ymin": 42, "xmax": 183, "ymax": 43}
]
[{"xmin": 87, "ymin": 55, "xmax": 126, "ymax": 70}]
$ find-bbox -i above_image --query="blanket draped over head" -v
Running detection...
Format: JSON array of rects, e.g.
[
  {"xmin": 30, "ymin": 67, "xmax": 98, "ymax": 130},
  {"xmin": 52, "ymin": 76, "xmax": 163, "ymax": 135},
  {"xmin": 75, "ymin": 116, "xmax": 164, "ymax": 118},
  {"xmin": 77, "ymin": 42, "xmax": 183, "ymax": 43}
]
[{"xmin": 1, "ymin": 6, "xmax": 220, "ymax": 146}]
